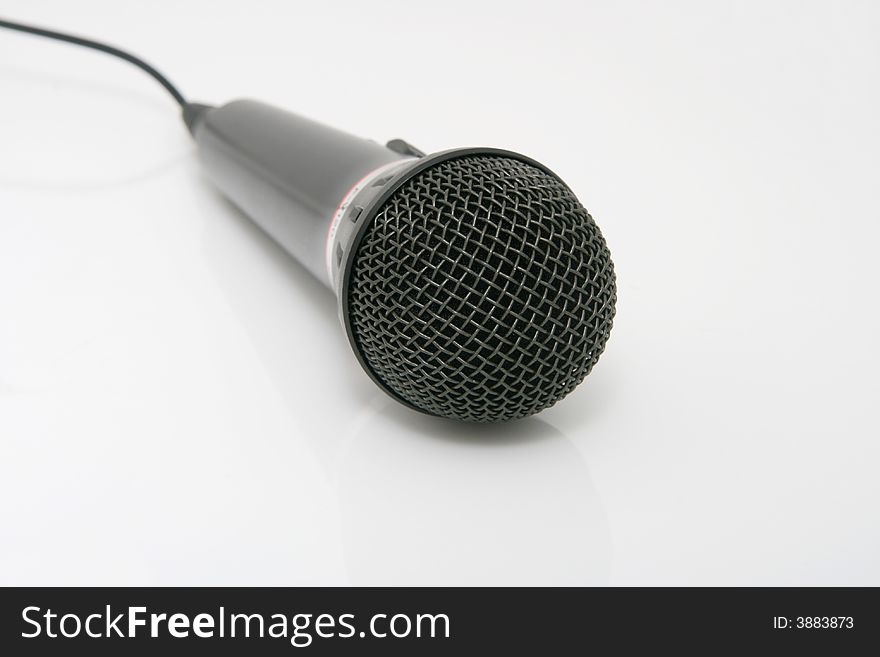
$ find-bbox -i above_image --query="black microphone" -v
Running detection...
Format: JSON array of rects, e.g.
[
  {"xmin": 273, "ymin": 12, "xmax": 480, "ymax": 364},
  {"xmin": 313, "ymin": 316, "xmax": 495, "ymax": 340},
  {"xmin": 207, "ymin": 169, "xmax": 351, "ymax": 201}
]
[
  {"xmin": 185, "ymin": 100, "xmax": 617, "ymax": 422},
  {"xmin": 0, "ymin": 17, "xmax": 617, "ymax": 423}
]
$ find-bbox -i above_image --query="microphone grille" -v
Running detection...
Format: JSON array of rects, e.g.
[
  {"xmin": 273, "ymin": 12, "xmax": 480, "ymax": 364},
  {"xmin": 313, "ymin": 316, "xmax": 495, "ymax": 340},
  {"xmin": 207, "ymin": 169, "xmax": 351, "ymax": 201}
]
[{"xmin": 346, "ymin": 153, "xmax": 616, "ymax": 422}]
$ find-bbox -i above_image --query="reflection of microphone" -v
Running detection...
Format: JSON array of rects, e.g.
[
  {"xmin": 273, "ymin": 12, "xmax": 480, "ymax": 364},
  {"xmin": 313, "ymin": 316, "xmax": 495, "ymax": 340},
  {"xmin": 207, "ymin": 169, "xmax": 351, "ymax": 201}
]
[
  {"xmin": 337, "ymin": 400, "xmax": 612, "ymax": 586},
  {"xmin": 188, "ymin": 100, "xmax": 617, "ymax": 423}
]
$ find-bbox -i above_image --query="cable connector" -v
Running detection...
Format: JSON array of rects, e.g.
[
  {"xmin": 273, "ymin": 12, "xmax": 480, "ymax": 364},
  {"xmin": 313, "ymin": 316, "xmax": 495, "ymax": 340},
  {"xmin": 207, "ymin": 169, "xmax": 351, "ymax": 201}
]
[{"xmin": 182, "ymin": 103, "xmax": 214, "ymax": 137}]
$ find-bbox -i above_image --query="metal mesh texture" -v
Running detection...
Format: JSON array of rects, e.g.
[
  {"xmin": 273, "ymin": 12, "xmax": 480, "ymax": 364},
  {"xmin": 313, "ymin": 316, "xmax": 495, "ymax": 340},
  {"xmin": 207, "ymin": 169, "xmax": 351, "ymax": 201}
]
[{"xmin": 347, "ymin": 154, "xmax": 616, "ymax": 422}]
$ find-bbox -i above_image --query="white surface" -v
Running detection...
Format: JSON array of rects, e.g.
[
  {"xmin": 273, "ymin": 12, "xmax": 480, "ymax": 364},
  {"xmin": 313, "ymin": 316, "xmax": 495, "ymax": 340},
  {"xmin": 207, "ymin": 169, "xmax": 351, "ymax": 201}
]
[{"xmin": 1, "ymin": 0, "xmax": 878, "ymax": 586}]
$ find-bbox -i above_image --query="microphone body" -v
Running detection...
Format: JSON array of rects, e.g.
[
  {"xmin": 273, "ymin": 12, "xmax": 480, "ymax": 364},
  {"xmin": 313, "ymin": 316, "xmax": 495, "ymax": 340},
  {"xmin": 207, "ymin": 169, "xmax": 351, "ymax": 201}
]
[
  {"xmin": 190, "ymin": 99, "xmax": 412, "ymax": 286},
  {"xmin": 187, "ymin": 99, "xmax": 617, "ymax": 423}
]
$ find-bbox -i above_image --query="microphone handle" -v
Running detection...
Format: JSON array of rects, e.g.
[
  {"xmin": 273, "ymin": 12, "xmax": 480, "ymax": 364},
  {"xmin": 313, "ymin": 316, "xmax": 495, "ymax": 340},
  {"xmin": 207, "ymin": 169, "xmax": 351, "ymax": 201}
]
[{"xmin": 189, "ymin": 99, "xmax": 412, "ymax": 288}]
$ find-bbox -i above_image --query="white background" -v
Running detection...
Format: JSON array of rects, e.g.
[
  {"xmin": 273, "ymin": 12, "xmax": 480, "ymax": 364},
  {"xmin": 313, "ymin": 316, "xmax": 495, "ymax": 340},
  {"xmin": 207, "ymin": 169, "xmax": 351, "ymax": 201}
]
[{"xmin": 1, "ymin": 0, "xmax": 878, "ymax": 585}]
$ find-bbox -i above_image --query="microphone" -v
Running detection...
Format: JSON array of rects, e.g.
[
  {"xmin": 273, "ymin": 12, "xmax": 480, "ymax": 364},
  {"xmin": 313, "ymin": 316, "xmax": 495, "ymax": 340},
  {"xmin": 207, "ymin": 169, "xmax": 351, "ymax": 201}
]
[
  {"xmin": 185, "ymin": 100, "xmax": 617, "ymax": 422},
  {"xmin": 0, "ymin": 17, "xmax": 616, "ymax": 423}
]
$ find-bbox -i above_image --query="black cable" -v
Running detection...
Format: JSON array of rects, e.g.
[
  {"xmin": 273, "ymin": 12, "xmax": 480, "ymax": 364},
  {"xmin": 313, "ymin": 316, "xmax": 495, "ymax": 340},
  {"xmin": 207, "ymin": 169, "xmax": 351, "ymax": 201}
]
[{"xmin": 0, "ymin": 17, "xmax": 187, "ymax": 107}]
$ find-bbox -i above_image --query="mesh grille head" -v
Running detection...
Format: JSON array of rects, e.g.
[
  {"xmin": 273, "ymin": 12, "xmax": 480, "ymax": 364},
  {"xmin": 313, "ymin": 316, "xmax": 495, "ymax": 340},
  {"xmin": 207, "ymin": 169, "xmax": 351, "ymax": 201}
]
[{"xmin": 346, "ymin": 153, "xmax": 616, "ymax": 422}]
